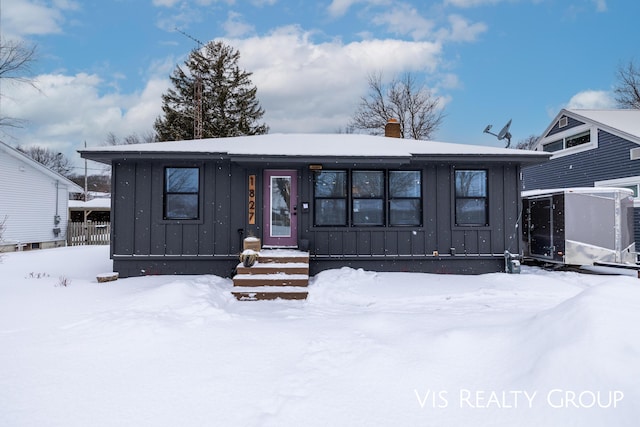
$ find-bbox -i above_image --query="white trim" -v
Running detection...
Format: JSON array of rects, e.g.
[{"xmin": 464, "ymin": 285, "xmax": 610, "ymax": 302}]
[
  {"xmin": 542, "ymin": 126, "xmax": 598, "ymax": 159},
  {"xmin": 595, "ymin": 176, "xmax": 640, "ymax": 207}
]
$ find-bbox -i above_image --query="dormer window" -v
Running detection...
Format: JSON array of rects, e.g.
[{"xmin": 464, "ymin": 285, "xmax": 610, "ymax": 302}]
[{"xmin": 543, "ymin": 130, "xmax": 591, "ymax": 152}]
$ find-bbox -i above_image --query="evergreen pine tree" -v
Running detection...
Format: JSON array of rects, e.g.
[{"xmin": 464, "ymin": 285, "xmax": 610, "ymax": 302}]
[{"xmin": 154, "ymin": 41, "xmax": 268, "ymax": 141}]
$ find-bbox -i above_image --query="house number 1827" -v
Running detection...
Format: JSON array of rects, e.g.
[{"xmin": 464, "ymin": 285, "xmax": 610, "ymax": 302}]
[{"xmin": 248, "ymin": 175, "xmax": 256, "ymax": 224}]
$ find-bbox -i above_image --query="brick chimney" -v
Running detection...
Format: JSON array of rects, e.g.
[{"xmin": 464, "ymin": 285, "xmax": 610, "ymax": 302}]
[{"xmin": 385, "ymin": 118, "xmax": 401, "ymax": 138}]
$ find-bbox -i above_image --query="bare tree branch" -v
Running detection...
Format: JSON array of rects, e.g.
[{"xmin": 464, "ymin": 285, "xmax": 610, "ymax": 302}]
[
  {"xmin": 16, "ymin": 145, "xmax": 73, "ymax": 177},
  {"xmin": 349, "ymin": 71, "xmax": 444, "ymax": 140},
  {"xmin": 614, "ymin": 60, "xmax": 640, "ymax": 109},
  {"xmin": 515, "ymin": 134, "xmax": 539, "ymax": 150},
  {"xmin": 0, "ymin": 39, "xmax": 38, "ymax": 128}
]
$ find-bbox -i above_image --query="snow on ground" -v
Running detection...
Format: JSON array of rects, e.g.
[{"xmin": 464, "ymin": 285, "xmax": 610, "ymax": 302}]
[{"xmin": 1, "ymin": 246, "xmax": 639, "ymax": 427}]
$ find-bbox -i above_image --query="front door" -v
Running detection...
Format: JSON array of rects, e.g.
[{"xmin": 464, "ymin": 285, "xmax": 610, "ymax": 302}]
[{"xmin": 263, "ymin": 170, "xmax": 297, "ymax": 247}]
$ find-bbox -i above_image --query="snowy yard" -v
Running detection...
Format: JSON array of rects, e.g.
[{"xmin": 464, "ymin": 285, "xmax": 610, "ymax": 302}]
[{"xmin": 1, "ymin": 246, "xmax": 639, "ymax": 427}]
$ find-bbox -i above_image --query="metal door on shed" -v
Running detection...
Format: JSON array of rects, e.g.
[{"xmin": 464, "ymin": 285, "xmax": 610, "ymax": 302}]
[{"xmin": 528, "ymin": 197, "xmax": 554, "ymax": 259}]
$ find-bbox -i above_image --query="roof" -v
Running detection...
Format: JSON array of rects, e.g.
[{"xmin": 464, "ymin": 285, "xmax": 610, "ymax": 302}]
[
  {"xmin": 69, "ymin": 198, "xmax": 111, "ymax": 210},
  {"xmin": 522, "ymin": 187, "xmax": 635, "ymax": 198},
  {"xmin": 0, "ymin": 141, "xmax": 84, "ymax": 193},
  {"xmin": 540, "ymin": 109, "xmax": 640, "ymax": 147},
  {"xmin": 80, "ymin": 133, "xmax": 550, "ymax": 164}
]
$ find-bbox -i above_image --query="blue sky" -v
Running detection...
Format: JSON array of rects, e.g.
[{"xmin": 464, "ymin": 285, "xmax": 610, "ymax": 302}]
[{"xmin": 0, "ymin": 0, "xmax": 636, "ymax": 171}]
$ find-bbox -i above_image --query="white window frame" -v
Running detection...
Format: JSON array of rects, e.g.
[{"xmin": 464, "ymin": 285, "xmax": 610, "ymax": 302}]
[
  {"xmin": 595, "ymin": 176, "xmax": 640, "ymax": 207},
  {"xmin": 539, "ymin": 125, "xmax": 597, "ymax": 158}
]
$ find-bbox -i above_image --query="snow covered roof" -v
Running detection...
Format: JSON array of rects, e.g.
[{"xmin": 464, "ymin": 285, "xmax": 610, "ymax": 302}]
[
  {"xmin": 80, "ymin": 133, "xmax": 550, "ymax": 164},
  {"xmin": 69, "ymin": 198, "xmax": 111, "ymax": 210},
  {"xmin": 566, "ymin": 109, "xmax": 640, "ymax": 138},
  {"xmin": 522, "ymin": 187, "xmax": 635, "ymax": 198},
  {"xmin": 1, "ymin": 141, "xmax": 84, "ymax": 193},
  {"xmin": 547, "ymin": 109, "xmax": 640, "ymax": 145}
]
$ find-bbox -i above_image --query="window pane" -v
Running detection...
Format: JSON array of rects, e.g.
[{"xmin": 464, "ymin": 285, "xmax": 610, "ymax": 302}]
[
  {"xmin": 543, "ymin": 140, "xmax": 563, "ymax": 152},
  {"xmin": 389, "ymin": 171, "xmax": 421, "ymax": 197},
  {"xmin": 315, "ymin": 199, "xmax": 346, "ymax": 226},
  {"xmin": 271, "ymin": 176, "xmax": 291, "ymax": 237},
  {"xmin": 166, "ymin": 194, "xmax": 198, "ymax": 219},
  {"xmin": 390, "ymin": 199, "xmax": 421, "ymax": 226},
  {"xmin": 353, "ymin": 199, "xmax": 383, "ymax": 225},
  {"xmin": 455, "ymin": 170, "xmax": 486, "ymax": 197},
  {"xmin": 352, "ymin": 171, "xmax": 384, "ymax": 198},
  {"xmin": 456, "ymin": 199, "xmax": 486, "ymax": 225},
  {"xmin": 166, "ymin": 168, "xmax": 199, "ymax": 193},
  {"xmin": 314, "ymin": 171, "xmax": 346, "ymax": 197},
  {"xmin": 565, "ymin": 131, "xmax": 590, "ymax": 148}
]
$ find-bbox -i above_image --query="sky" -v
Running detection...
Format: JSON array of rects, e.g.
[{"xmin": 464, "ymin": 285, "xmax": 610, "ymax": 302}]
[{"xmin": 0, "ymin": 0, "xmax": 637, "ymax": 173}]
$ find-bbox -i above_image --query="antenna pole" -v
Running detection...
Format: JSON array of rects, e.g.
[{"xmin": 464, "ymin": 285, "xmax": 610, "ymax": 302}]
[{"xmin": 175, "ymin": 28, "xmax": 205, "ymax": 139}]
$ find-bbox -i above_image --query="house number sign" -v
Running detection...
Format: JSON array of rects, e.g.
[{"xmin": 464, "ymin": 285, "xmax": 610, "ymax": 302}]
[{"xmin": 248, "ymin": 174, "xmax": 256, "ymax": 224}]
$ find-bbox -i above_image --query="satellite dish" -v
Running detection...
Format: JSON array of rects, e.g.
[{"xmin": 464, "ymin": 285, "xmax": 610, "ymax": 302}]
[
  {"xmin": 483, "ymin": 119, "xmax": 512, "ymax": 148},
  {"xmin": 497, "ymin": 119, "xmax": 512, "ymax": 140}
]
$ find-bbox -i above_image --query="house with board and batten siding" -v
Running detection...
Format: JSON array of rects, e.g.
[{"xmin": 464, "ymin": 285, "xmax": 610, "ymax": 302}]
[
  {"xmin": 80, "ymin": 125, "xmax": 549, "ymax": 279},
  {"xmin": 0, "ymin": 141, "xmax": 83, "ymax": 252},
  {"xmin": 522, "ymin": 109, "xmax": 640, "ymax": 244}
]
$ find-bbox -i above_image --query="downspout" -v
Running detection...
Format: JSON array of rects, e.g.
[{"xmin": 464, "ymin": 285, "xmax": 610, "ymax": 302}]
[{"xmin": 53, "ymin": 181, "xmax": 61, "ymax": 237}]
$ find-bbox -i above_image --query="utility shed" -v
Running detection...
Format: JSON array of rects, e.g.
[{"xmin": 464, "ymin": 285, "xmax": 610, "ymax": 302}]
[
  {"xmin": 79, "ymin": 133, "xmax": 549, "ymax": 278},
  {"xmin": 522, "ymin": 187, "xmax": 636, "ymax": 266}
]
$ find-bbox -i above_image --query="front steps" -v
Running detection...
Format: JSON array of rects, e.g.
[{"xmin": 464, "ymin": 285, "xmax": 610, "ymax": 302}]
[{"xmin": 232, "ymin": 250, "xmax": 309, "ymax": 301}]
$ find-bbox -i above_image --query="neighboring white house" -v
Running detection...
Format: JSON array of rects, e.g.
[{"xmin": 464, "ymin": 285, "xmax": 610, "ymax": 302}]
[{"xmin": 0, "ymin": 141, "xmax": 83, "ymax": 252}]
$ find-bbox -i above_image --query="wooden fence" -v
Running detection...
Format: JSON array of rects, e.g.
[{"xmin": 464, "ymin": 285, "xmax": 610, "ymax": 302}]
[{"xmin": 67, "ymin": 221, "xmax": 111, "ymax": 246}]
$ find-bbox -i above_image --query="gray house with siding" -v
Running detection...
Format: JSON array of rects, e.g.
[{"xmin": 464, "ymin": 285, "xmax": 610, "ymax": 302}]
[
  {"xmin": 80, "ymin": 132, "xmax": 548, "ymax": 278},
  {"xmin": 522, "ymin": 109, "xmax": 640, "ymax": 243}
]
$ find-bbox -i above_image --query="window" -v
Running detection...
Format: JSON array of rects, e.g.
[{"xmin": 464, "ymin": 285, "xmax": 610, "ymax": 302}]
[
  {"xmin": 389, "ymin": 171, "xmax": 422, "ymax": 226},
  {"xmin": 164, "ymin": 167, "xmax": 200, "ymax": 220},
  {"xmin": 455, "ymin": 170, "xmax": 488, "ymax": 226},
  {"xmin": 565, "ymin": 131, "xmax": 590, "ymax": 149},
  {"xmin": 543, "ymin": 139, "xmax": 563, "ymax": 153},
  {"xmin": 352, "ymin": 171, "xmax": 384, "ymax": 225},
  {"xmin": 313, "ymin": 169, "xmax": 422, "ymax": 227},
  {"xmin": 543, "ymin": 130, "xmax": 590, "ymax": 152},
  {"xmin": 314, "ymin": 171, "xmax": 347, "ymax": 226}
]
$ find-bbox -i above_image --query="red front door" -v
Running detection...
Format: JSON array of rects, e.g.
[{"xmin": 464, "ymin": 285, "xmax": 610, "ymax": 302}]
[{"xmin": 263, "ymin": 170, "xmax": 298, "ymax": 247}]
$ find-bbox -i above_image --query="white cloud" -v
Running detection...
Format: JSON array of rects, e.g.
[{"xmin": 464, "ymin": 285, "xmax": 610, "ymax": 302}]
[
  {"xmin": 1, "ymin": 72, "xmax": 168, "ymax": 167},
  {"xmin": 327, "ymin": 0, "xmax": 363, "ymax": 17},
  {"xmin": 1, "ymin": 25, "xmax": 449, "ymax": 167},
  {"xmin": 444, "ymin": 0, "xmax": 504, "ymax": 7},
  {"xmin": 566, "ymin": 90, "xmax": 615, "ymax": 109},
  {"xmin": 223, "ymin": 11, "xmax": 255, "ymax": 38},
  {"xmin": 152, "ymin": 0, "xmax": 183, "ymax": 6},
  {"xmin": 371, "ymin": 4, "xmax": 435, "ymax": 41},
  {"xmin": 1, "ymin": 0, "xmax": 78, "ymax": 38},
  {"xmin": 438, "ymin": 14, "xmax": 487, "ymax": 42},
  {"xmin": 327, "ymin": 0, "xmax": 390, "ymax": 18},
  {"xmin": 224, "ymin": 26, "xmax": 443, "ymax": 132},
  {"xmin": 593, "ymin": 0, "xmax": 607, "ymax": 12}
]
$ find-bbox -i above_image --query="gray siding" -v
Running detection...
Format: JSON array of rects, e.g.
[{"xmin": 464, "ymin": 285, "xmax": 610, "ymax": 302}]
[
  {"xmin": 112, "ymin": 160, "xmax": 246, "ymax": 277},
  {"xmin": 546, "ymin": 116, "xmax": 585, "ymax": 137},
  {"xmin": 301, "ymin": 163, "xmax": 522, "ymax": 259},
  {"xmin": 523, "ymin": 130, "xmax": 640, "ymax": 189}
]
